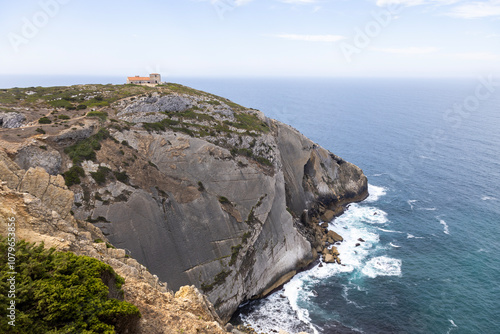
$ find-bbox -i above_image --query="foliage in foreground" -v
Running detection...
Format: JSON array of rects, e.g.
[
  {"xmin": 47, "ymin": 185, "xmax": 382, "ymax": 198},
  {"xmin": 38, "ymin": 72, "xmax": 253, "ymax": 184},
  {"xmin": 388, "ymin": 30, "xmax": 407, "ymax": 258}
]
[{"xmin": 0, "ymin": 238, "xmax": 140, "ymax": 334}]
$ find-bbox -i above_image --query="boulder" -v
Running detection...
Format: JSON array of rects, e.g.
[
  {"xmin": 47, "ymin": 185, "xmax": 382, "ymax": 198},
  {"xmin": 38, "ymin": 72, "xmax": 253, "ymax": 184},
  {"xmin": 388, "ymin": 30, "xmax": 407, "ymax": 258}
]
[
  {"xmin": 15, "ymin": 145, "xmax": 62, "ymax": 175},
  {"xmin": 324, "ymin": 254, "xmax": 336, "ymax": 263},
  {"xmin": 327, "ymin": 230, "xmax": 343, "ymax": 242}
]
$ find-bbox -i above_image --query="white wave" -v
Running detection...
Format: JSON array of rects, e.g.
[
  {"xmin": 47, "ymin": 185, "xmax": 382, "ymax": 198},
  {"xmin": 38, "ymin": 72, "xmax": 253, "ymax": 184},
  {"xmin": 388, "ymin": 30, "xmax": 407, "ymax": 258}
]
[
  {"xmin": 334, "ymin": 203, "xmax": 389, "ymax": 225},
  {"xmin": 365, "ymin": 184, "xmax": 387, "ymax": 203},
  {"xmin": 419, "ymin": 207, "xmax": 437, "ymax": 211},
  {"xmin": 446, "ymin": 319, "xmax": 458, "ymax": 334},
  {"xmin": 361, "ymin": 256, "xmax": 402, "ymax": 278},
  {"xmin": 239, "ymin": 285, "xmax": 317, "ymax": 334},
  {"xmin": 407, "ymin": 233, "xmax": 424, "ymax": 239},
  {"xmin": 482, "ymin": 196, "xmax": 497, "ymax": 201},
  {"xmin": 440, "ymin": 219, "xmax": 450, "ymax": 235},
  {"xmin": 389, "ymin": 242, "xmax": 401, "ymax": 248},
  {"xmin": 407, "ymin": 200, "xmax": 417, "ymax": 209},
  {"xmin": 418, "ymin": 155, "xmax": 436, "ymax": 161},
  {"xmin": 377, "ymin": 227, "xmax": 404, "ymax": 234}
]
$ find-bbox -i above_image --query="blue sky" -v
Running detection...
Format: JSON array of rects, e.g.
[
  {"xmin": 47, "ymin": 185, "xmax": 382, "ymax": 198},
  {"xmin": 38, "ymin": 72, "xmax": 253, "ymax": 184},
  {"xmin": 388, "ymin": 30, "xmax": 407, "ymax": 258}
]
[{"xmin": 1, "ymin": 0, "xmax": 499, "ymax": 78}]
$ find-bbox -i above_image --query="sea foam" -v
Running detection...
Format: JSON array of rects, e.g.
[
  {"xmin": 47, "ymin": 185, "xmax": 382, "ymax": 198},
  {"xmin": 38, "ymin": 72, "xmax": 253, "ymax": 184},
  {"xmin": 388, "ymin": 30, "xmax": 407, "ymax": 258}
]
[
  {"xmin": 361, "ymin": 256, "xmax": 402, "ymax": 278},
  {"xmin": 365, "ymin": 184, "xmax": 387, "ymax": 203}
]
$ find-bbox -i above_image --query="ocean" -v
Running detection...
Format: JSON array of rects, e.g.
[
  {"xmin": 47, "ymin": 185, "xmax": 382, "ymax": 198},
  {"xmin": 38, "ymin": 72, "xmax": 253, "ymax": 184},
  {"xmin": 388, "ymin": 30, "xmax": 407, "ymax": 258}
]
[
  {"xmin": 175, "ymin": 78, "xmax": 500, "ymax": 334},
  {"xmin": 1, "ymin": 76, "xmax": 499, "ymax": 333}
]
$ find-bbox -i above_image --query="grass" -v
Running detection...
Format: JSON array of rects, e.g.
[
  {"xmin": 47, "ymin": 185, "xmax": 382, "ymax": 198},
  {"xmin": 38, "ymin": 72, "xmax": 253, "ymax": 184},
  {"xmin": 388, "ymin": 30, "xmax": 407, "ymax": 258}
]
[{"xmin": 225, "ymin": 112, "xmax": 269, "ymax": 133}]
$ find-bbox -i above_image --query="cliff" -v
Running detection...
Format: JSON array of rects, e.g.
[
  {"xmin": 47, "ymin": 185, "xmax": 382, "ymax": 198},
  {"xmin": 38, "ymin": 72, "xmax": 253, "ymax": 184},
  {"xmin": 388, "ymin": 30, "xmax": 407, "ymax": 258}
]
[{"xmin": 0, "ymin": 83, "xmax": 368, "ymax": 324}]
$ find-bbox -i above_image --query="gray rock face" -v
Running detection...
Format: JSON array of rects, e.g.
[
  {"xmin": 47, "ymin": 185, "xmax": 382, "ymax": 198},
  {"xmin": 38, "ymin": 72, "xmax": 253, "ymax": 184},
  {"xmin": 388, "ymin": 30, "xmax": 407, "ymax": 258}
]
[
  {"xmin": 119, "ymin": 95, "xmax": 192, "ymax": 115},
  {"xmin": 0, "ymin": 112, "xmax": 25, "ymax": 128},
  {"xmin": 15, "ymin": 145, "xmax": 62, "ymax": 175},
  {"xmin": 77, "ymin": 120, "xmax": 367, "ymax": 321}
]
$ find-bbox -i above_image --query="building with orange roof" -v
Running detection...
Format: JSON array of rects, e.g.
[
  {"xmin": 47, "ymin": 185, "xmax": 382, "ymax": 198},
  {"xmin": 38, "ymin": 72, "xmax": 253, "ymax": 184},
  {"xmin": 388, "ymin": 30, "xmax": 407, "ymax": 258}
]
[{"xmin": 126, "ymin": 73, "xmax": 162, "ymax": 85}]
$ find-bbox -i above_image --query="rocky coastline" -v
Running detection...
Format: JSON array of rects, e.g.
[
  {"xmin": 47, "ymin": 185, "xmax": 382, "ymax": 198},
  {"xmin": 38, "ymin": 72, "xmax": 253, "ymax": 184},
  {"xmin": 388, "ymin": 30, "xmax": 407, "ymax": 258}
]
[{"xmin": 0, "ymin": 83, "xmax": 367, "ymax": 332}]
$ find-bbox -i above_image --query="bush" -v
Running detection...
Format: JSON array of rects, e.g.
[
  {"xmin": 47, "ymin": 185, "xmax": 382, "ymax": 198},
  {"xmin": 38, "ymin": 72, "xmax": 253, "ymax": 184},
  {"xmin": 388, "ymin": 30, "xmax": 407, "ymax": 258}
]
[
  {"xmin": 0, "ymin": 238, "xmax": 141, "ymax": 333},
  {"xmin": 38, "ymin": 117, "xmax": 51, "ymax": 124},
  {"xmin": 229, "ymin": 244, "xmax": 242, "ymax": 266},
  {"xmin": 218, "ymin": 196, "xmax": 230, "ymax": 204},
  {"xmin": 35, "ymin": 128, "xmax": 45, "ymax": 134},
  {"xmin": 86, "ymin": 111, "xmax": 108, "ymax": 121},
  {"xmin": 76, "ymin": 104, "xmax": 87, "ymax": 110},
  {"xmin": 58, "ymin": 114, "xmax": 70, "ymax": 120},
  {"xmin": 62, "ymin": 165, "xmax": 85, "ymax": 187},
  {"xmin": 64, "ymin": 128, "xmax": 109, "ymax": 164},
  {"xmin": 113, "ymin": 170, "xmax": 129, "ymax": 183},
  {"xmin": 90, "ymin": 166, "xmax": 111, "ymax": 185}
]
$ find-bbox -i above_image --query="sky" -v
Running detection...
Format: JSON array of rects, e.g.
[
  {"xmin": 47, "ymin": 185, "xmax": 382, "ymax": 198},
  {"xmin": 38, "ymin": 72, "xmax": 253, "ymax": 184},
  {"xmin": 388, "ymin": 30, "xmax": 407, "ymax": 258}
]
[{"xmin": 0, "ymin": 0, "xmax": 499, "ymax": 78}]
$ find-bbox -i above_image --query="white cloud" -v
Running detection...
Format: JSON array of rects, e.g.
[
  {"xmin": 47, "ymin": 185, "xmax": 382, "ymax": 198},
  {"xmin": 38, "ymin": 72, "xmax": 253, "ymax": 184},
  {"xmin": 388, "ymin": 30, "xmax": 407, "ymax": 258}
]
[
  {"xmin": 447, "ymin": 1, "xmax": 500, "ymax": 18},
  {"xmin": 454, "ymin": 52, "xmax": 500, "ymax": 60},
  {"xmin": 207, "ymin": 0, "xmax": 253, "ymax": 6},
  {"xmin": 273, "ymin": 34, "xmax": 346, "ymax": 42},
  {"xmin": 372, "ymin": 46, "xmax": 439, "ymax": 54},
  {"xmin": 278, "ymin": 0, "xmax": 318, "ymax": 4},
  {"xmin": 376, "ymin": 0, "xmax": 459, "ymax": 7}
]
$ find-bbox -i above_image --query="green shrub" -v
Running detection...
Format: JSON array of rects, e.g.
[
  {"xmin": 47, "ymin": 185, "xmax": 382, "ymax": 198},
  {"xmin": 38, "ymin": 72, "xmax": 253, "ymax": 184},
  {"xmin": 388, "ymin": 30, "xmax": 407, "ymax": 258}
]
[
  {"xmin": 38, "ymin": 117, "xmax": 51, "ymax": 124},
  {"xmin": 197, "ymin": 181, "xmax": 205, "ymax": 192},
  {"xmin": 0, "ymin": 238, "xmax": 141, "ymax": 333},
  {"xmin": 229, "ymin": 244, "xmax": 242, "ymax": 266},
  {"xmin": 35, "ymin": 128, "xmax": 45, "ymax": 134},
  {"xmin": 58, "ymin": 114, "xmax": 70, "ymax": 120},
  {"xmin": 241, "ymin": 232, "xmax": 251, "ymax": 244},
  {"xmin": 76, "ymin": 104, "xmax": 87, "ymax": 110},
  {"xmin": 200, "ymin": 270, "xmax": 232, "ymax": 293},
  {"xmin": 62, "ymin": 166, "xmax": 85, "ymax": 187},
  {"xmin": 64, "ymin": 128, "xmax": 109, "ymax": 164},
  {"xmin": 86, "ymin": 111, "xmax": 108, "ymax": 120},
  {"xmin": 90, "ymin": 166, "xmax": 111, "ymax": 185},
  {"xmin": 48, "ymin": 99, "xmax": 73, "ymax": 109},
  {"xmin": 218, "ymin": 196, "xmax": 230, "ymax": 204},
  {"xmin": 113, "ymin": 171, "xmax": 129, "ymax": 183}
]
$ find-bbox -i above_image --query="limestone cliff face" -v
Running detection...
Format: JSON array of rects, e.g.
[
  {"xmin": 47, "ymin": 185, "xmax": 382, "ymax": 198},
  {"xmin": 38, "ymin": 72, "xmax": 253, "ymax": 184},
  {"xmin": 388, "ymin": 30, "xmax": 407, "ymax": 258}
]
[
  {"xmin": 0, "ymin": 151, "xmax": 227, "ymax": 334},
  {"xmin": 0, "ymin": 84, "xmax": 368, "ymax": 323}
]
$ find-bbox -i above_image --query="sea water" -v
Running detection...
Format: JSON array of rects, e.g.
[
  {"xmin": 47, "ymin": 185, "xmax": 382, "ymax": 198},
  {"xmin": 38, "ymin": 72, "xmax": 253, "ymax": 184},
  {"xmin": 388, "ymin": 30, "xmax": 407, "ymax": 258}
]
[
  {"xmin": 2, "ymin": 76, "xmax": 498, "ymax": 333},
  {"xmin": 175, "ymin": 78, "xmax": 500, "ymax": 334}
]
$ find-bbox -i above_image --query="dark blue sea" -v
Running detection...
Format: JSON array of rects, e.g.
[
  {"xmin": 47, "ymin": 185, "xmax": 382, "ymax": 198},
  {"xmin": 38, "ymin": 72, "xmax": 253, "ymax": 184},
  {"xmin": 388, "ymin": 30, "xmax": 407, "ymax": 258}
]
[{"xmin": 2, "ymin": 76, "xmax": 499, "ymax": 333}]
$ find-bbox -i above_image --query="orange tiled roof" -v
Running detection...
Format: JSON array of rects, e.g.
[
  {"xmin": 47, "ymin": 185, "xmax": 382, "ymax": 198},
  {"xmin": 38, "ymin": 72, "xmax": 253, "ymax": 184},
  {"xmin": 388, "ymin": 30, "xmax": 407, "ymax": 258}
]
[{"xmin": 128, "ymin": 76, "xmax": 150, "ymax": 81}]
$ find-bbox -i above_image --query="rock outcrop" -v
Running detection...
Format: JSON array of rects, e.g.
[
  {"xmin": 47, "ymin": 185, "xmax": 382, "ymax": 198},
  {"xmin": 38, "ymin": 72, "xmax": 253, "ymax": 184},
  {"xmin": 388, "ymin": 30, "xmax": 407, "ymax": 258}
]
[
  {"xmin": 0, "ymin": 151, "xmax": 227, "ymax": 334},
  {"xmin": 0, "ymin": 111, "xmax": 25, "ymax": 128}
]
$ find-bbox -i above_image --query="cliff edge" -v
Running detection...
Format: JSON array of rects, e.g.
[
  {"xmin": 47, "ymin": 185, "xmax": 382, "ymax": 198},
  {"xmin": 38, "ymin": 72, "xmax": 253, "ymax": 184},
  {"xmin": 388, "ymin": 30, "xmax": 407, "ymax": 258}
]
[{"xmin": 0, "ymin": 83, "xmax": 368, "ymax": 323}]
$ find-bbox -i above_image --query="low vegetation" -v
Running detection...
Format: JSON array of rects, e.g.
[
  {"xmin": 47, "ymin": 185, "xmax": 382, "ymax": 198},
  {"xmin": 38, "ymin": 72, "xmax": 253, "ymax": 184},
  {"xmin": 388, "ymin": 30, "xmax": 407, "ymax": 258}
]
[
  {"xmin": 62, "ymin": 165, "xmax": 85, "ymax": 187},
  {"xmin": 0, "ymin": 238, "xmax": 140, "ymax": 333},
  {"xmin": 64, "ymin": 128, "xmax": 109, "ymax": 164},
  {"xmin": 200, "ymin": 270, "xmax": 232, "ymax": 293}
]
